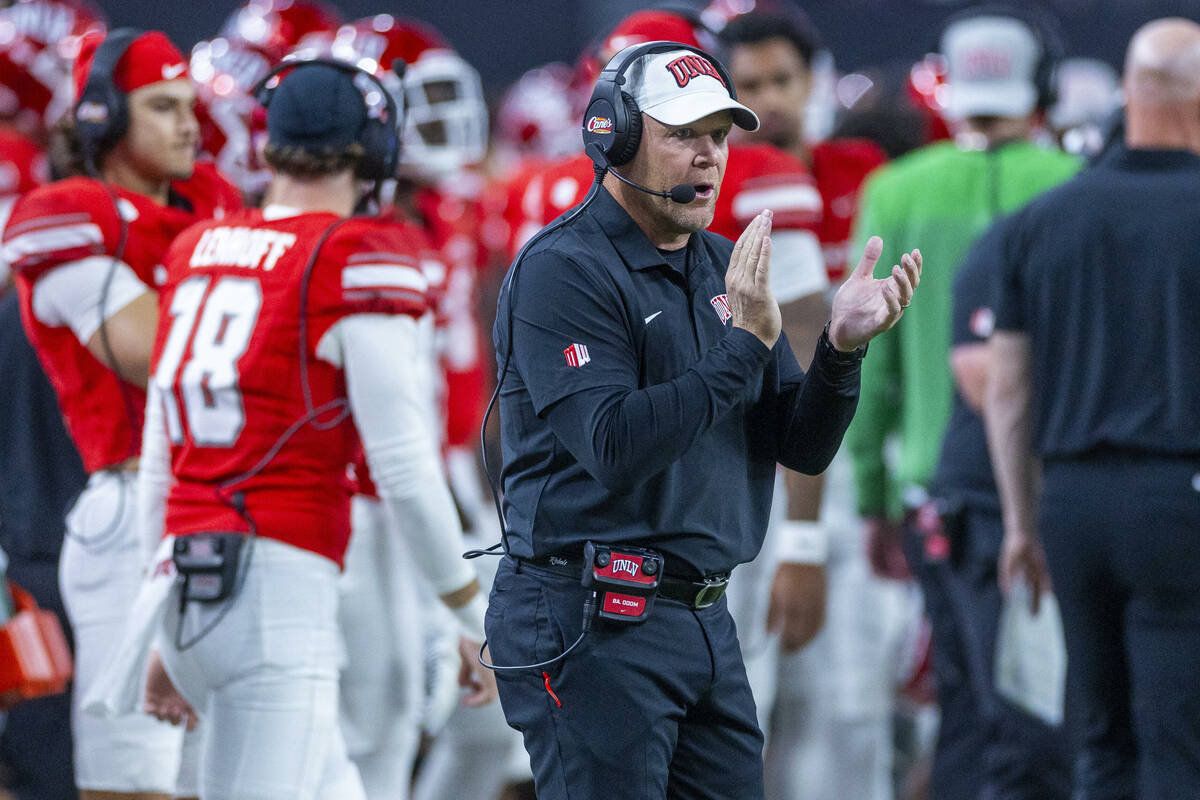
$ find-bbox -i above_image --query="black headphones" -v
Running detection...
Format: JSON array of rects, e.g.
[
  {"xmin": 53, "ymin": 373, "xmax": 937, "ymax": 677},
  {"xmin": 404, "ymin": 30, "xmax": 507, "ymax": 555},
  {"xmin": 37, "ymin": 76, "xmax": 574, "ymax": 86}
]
[
  {"xmin": 74, "ymin": 28, "xmax": 143, "ymax": 170},
  {"xmin": 252, "ymin": 57, "xmax": 404, "ymax": 182},
  {"xmin": 582, "ymin": 40, "xmax": 737, "ymax": 167},
  {"xmin": 937, "ymin": 4, "xmax": 1065, "ymax": 112}
]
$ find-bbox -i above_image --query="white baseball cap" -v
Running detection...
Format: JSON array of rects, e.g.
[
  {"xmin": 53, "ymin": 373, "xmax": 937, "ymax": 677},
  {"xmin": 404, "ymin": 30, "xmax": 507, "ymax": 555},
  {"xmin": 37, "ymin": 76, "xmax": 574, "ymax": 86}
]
[
  {"xmin": 941, "ymin": 16, "xmax": 1042, "ymax": 119},
  {"xmin": 623, "ymin": 46, "xmax": 759, "ymax": 131}
]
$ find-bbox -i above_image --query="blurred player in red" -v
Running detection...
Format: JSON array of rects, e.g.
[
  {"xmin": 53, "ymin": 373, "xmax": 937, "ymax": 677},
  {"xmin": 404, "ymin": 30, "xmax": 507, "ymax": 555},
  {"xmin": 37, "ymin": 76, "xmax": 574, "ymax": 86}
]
[
  {"xmin": 316, "ymin": 17, "xmax": 513, "ymax": 799},
  {"xmin": 714, "ymin": 8, "xmax": 917, "ymax": 800},
  {"xmin": 100, "ymin": 60, "xmax": 496, "ymax": 800},
  {"xmin": 188, "ymin": 37, "xmax": 275, "ymax": 199},
  {"xmin": 0, "ymin": 0, "xmax": 106, "ymax": 283},
  {"xmin": 1, "ymin": 27, "xmax": 240, "ymax": 800},
  {"xmin": 0, "ymin": 0, "xmax": 107, "ymax": 143},
  {"xmin": 217, "ymin": 0, "xmax": 342, "ymax": 63},
  {"xmin": 188, "ymin": 0, "xmax": 344, "ymax": 202}
]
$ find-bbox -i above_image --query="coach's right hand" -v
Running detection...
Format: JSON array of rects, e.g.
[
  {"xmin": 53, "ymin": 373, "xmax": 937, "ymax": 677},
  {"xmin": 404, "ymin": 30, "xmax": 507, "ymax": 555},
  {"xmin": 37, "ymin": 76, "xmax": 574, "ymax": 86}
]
[{"xmin": 726, "ymin": 210, "xmax": 781, "ymax": 349}]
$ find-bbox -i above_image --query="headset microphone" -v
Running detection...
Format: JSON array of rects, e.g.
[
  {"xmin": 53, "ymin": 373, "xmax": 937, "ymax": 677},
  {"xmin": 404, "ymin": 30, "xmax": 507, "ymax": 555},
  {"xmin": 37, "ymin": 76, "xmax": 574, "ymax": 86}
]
[{"xmin": 584, "ymin": 142, "xmax": 697, "ymax": 204}]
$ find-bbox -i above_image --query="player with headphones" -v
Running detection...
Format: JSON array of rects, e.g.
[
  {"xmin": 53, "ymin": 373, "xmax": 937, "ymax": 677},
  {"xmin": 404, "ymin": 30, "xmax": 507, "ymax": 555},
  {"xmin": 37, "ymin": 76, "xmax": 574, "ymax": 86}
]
[
  {"xmin": 86, "ymin": 59, "xmax": 495, "ymax": 800},
  {"xmin": 0, "ymin": 27, "xmax": 241, "ymax": 800},
  {"xmin": 842, "ymin": 6, "xmax": 1081, "ymax": 799},
  {"xmin": 486, "ymin": 39, "xmax": 920, "ymax": 800}
]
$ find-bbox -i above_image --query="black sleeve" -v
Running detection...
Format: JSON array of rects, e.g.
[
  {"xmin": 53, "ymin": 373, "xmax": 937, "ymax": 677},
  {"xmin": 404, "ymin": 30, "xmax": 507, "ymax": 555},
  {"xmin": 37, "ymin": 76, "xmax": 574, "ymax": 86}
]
[
  {"xmin": 542, "ymin": 327, "xmax": 771, "ymax": 493},
  {"xmin": 768, "ymin": 328, "xmax": 863, "ymax": 475},
  {"xmin": 988, "ymin": 212, "xmax": 1027, "ymax": 332},
  {"xmin": 952, "ymin": 216, "xmax": 1008, "ymax": 346}
]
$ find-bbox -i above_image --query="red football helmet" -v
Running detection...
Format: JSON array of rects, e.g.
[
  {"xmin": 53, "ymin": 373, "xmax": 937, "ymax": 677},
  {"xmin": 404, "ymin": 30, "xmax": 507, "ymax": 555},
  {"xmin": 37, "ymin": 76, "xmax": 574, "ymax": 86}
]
[
  {"xmin": 495, "ymin": 62, "xmax": 579, "ymax": 162},
  {"xmin": 190, "ymin": 36, "xmax": 274, "ymax": 196},
  {"xmin": 573, "ymin": 7, "xmax": 723, "ymax": 118},
  {"xmin": 0, "ymin": 0, "xmax": 106, "ymax": 136},
  {"xmin": 220, "ymin": 0, "xmax": 342, "ymax": 62},
  {"xmin": 330, "ymin": 15, "xmax": 487, "ymax": 177}
]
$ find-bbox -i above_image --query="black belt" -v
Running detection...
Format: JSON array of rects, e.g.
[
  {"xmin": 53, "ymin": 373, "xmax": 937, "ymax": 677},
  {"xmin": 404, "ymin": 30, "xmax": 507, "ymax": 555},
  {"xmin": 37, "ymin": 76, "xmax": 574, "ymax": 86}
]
[{"xmin": 516, "ymin": 554, "xmax": 730, "ymax": 610}]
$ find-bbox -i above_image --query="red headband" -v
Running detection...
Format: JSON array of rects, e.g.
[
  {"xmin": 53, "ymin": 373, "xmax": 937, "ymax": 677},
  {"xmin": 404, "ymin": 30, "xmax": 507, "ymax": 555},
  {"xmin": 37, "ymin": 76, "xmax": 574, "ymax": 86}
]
[{"xmin": 73, "ymin": 31, "xmax": 188, "ymax": 103}]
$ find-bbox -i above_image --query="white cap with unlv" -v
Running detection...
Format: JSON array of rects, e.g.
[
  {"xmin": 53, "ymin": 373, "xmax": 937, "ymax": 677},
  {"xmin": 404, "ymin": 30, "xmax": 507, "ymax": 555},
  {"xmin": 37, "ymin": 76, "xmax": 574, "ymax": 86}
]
[
  {"xmin": 625, "ymin": 47, "xmax": 760, "ymax": 131},
  {"xmin": 941, "ymin": 16, "xmax": 1042, "ymax": 119}
]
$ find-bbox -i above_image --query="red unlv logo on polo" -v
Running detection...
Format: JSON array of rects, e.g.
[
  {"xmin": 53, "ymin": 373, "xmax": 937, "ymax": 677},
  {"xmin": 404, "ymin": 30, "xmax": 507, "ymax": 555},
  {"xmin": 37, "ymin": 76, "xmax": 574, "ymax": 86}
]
[
  {"xmin": 587, "ymin": 116, "xmax": 614, "ymax": 134},
  {"xmin": 711, "ymin": 293, "xmax": 732, "ymax": 324},
  {"xmin": 665, "ymin": 55, "xmax": 727, "ymax": 89}
]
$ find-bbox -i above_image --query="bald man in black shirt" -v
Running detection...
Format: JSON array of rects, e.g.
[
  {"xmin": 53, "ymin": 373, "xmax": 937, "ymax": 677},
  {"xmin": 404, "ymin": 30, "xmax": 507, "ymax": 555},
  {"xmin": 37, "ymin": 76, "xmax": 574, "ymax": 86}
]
[{"xmin": 985, "ymin": 18, "xmax": 1200, "ymax": 800}]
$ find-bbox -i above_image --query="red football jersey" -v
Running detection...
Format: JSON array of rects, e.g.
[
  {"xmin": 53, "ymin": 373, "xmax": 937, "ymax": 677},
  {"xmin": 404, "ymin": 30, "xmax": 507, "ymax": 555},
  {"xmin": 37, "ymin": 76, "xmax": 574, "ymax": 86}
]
[
  {"xmin": 809, "ymin": 138, "xmax": 887, "ymax": 282},
  {"xmin": 414, "ymin": 183, "xmax": 492, "ymax": 452},
  {"xmin": 499, "ymin": 153, "xmax": 594, "ymax": 261},
  {"xmin": 3, "ymin": 163, "xmax": 241, "ymax": 472},
  {"xmin": 153, "ymin": 208, "xmax": 429, "ymax": 566},
  {"xmin": 499, "ymin": 144, "xmax": 821, "ymax": 259},
  {"xmin": 708, "ymin": 143, "xmax": 822, "ymax": 245},
  {"xmin": 0, "ymin": 128, "xmax": 48, "ymax": 198}
]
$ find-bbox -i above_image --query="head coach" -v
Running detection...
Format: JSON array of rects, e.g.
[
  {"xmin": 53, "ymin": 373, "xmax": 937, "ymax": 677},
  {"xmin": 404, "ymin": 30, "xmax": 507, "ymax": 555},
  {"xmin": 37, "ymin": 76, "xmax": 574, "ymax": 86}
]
[{"xmin": 486, "ymin": 40, "xmax": 921, "ymax": 799}]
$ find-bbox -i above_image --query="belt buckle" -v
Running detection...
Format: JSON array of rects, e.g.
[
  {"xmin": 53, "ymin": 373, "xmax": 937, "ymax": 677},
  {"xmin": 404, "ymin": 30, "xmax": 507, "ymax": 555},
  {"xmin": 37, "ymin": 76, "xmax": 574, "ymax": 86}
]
[{"xmin": 692, "ymin": 576, "xmax": 728, "ymax": 609}]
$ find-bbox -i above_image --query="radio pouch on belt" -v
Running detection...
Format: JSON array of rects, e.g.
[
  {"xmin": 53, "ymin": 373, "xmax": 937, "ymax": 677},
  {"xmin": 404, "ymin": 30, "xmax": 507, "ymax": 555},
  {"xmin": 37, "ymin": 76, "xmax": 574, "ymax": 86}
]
[
  {"xmin": 581, "ymin": 541, "xmax": 663, "ymax": 625},
  {"xmin": 173, "ymin": 534, "xmax": 246, "ymax": 603}
]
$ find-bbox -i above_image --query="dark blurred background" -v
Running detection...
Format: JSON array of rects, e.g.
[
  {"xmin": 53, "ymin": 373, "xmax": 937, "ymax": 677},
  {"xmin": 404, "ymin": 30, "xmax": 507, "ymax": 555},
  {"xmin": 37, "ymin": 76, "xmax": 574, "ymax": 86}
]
[{"xmin": 101, "ymin": 0, "xmax": 1200, "ymax": 95}]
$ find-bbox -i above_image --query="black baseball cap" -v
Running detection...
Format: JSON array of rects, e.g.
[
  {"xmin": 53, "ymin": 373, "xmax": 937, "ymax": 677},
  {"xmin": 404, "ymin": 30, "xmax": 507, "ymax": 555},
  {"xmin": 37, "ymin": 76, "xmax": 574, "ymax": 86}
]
[{"xmin": 266, "ymin": 63, "xmax": 367, "ymax": 151}]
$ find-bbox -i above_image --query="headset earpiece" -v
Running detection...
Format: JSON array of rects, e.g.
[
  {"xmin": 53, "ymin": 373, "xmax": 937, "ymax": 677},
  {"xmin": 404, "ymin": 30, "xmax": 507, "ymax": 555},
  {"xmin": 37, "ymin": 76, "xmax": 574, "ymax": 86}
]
[
  {"xmin": 609, "ymin": 92, "xmax": 643, "ymax": 166},
  {"xmin": 74, "ymin": 28, "xmax": 143, "ymax": 171},
  {"xmin": 582, "ymin": 40, "xmax": 736, "ymax": 167},
  {"xmin": 252, "ymin": 57, "xmax": 404, "ymax": 182}
]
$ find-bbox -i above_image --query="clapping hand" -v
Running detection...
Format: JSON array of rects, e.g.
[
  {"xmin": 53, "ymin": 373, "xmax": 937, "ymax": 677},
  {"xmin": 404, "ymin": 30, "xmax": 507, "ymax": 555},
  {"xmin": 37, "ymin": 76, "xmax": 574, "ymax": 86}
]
[
  {"xmin": 726, "ymin": 210, "xmax": 782, "ymax": 348},
  {"xmin": 829, "ymin": 237, "xmax": 922, "ymax": 351}
]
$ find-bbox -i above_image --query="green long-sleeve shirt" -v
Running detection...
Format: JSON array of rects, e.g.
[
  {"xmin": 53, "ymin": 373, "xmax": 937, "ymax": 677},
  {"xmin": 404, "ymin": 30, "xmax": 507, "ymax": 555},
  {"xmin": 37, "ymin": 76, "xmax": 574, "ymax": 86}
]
[{"xmin": 846, "ymin": 139, "xmax": 1080, "ymax": 517}]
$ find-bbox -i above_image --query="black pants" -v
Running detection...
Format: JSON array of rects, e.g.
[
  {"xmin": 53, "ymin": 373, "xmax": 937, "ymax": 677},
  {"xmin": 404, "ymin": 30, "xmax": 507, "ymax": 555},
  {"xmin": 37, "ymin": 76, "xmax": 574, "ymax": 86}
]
[
  {"xmin": 0, "ymin": 558, "xmax": 75, "ymax": 800},
  {"xmin": 1041, "ymin": 455, "xmax": 1200, "ymax": 800},
  {"xmin": 486, "ymin": 557, "xmax": 764, "ymax": 800},
  {"xmin": 906, "ymin": 502, "xmax": 1072, "ymax": 800}
]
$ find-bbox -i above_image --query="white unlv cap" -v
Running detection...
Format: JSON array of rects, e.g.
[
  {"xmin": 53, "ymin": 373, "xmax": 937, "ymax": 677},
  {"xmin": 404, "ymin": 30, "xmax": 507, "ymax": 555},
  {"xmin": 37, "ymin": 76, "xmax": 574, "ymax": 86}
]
[
  {"xmin": 625, "ymin": 47, "xmax": 759, "ymax": 131},
  {"xmin": 941, "ymin": 15, "xmax": 1042, "ymax": 119}
]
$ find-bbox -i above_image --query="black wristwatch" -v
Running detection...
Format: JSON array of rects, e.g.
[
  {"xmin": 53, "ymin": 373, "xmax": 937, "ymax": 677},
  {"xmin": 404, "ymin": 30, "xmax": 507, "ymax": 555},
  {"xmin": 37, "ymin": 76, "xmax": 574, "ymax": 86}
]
[{"xmin": 821, "ymin": 322, "xmax": 867, "ymax": 362}]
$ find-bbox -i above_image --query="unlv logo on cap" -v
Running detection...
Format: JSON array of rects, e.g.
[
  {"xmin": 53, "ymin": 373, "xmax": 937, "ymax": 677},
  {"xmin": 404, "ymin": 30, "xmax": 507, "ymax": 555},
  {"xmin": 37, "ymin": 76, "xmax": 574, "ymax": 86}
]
[
  {"xmin": 587, "ymin": 116, "xmax": 613, "ymax": 134},
  {"xmin": 666, "ymin": 55, "xmax": 727, "ymax": 89}
]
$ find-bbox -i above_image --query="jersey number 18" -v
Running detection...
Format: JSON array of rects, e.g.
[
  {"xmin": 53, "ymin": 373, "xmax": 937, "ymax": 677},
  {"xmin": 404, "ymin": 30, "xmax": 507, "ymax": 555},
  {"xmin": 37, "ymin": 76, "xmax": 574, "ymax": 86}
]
[{"xmin": 154, "ymin": 275, "xmax": 263, "ymax": 446}]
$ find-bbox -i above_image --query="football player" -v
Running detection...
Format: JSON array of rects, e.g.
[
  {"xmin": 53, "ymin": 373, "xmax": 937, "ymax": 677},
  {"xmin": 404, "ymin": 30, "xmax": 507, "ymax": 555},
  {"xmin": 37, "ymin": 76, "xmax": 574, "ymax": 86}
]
[
  {"xmin": 318, "ymin": 17, "xmax": 515, "ymax": 799},
  {"xmin": 715, "ymin": 8, "xmax": 916, "ymax": 800},
  {"xmin": 1, "ymin": 27, "xmax": 240, "ymax": 800},
  {"xmin": 127, "ymin": 60, "xmax": 495, "ymax": 800}
]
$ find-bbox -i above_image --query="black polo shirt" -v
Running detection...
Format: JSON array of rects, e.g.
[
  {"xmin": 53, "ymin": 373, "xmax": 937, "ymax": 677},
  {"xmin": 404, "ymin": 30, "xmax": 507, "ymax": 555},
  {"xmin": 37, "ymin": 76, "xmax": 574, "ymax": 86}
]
[
  {"xmin": 494, "ymin": 186, "xmax": 862, "ymax": 575},
  {"xmin": 992, "ymin": 145, "xmax": 1200, "ymax": 459},
  {"xmin": 930, "ymin": 217, "xmax": 1004, "ymax": 512}
]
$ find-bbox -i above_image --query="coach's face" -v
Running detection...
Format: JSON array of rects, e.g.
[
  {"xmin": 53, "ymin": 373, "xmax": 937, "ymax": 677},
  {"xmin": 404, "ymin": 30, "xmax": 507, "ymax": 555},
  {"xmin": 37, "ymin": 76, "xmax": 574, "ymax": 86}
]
[
  {"xmin": 115, "ymin": 79, "xmax": 200, "ymax": 182},
  {"xmin": 623, "ymin": 110, "xmax": 732, "ymax": 239}
]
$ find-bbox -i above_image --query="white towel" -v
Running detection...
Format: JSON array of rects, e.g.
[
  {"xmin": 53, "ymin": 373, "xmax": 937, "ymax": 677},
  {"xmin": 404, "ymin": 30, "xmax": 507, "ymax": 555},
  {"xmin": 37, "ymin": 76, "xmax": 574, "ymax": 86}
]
[{"xmin": 82, "ymin": 536, "xmax": 177, "ymax": 718}]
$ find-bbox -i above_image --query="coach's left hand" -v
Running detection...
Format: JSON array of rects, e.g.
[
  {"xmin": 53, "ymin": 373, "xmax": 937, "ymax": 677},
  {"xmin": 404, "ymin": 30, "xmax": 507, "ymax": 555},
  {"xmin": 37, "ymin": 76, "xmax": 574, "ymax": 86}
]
[{"xmin": 828, "ymin": 237, "xmax": 922, "ymax": 351}]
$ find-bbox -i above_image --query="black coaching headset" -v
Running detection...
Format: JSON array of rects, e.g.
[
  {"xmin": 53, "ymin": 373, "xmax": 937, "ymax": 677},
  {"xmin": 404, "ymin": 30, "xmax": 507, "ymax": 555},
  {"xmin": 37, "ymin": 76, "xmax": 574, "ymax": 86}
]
[
  {"xmin": 251, "ymin": 56, "xmax": 405, "ymax": 183},
  {"xmin": 937, "ymin": 3, "xmax": 1066, "ymax": 113},
  {"xmin": 74, "ymin": 27, "xmax": 142, "ymax": 174}
]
